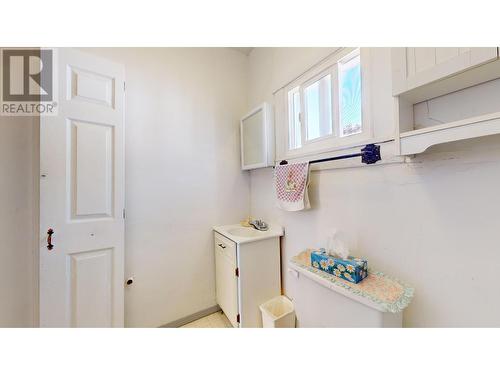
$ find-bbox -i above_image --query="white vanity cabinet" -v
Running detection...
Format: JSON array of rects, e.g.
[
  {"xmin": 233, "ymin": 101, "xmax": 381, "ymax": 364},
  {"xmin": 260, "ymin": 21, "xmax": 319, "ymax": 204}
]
[{"xmin": 213, "ymin": 225, "xmax": 283, "ymax": 328}]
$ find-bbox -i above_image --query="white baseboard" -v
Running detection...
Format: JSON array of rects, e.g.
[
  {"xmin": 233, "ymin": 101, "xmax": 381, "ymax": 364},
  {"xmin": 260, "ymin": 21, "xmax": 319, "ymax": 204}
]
[{"xmin": 159, "ymin": 305, "xmax": 221, "ymax": 328}]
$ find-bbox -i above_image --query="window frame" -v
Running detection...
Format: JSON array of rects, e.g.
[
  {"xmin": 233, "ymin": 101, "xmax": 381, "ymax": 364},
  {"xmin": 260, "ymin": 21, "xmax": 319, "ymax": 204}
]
[
  {"xmin": 338, "ymin": 50, "xmax": 363, "ymax": 138},
  {"xmin": 276, "ymin": 48, "xmax": 372, "ymax": 161},
  {"xmin": 287, "ymin": 86, "xmax": 301, "ymax": 150},
  {"xmin": 300, "ymin": 69, "xmax": 337, "ymax": 145}
]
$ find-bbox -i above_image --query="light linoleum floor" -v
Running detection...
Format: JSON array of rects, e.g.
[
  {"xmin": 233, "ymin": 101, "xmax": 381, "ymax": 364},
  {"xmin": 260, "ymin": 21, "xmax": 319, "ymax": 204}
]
[{"xmin": 181, "ymin": 311, "xmax": 233, "ymax": 328}]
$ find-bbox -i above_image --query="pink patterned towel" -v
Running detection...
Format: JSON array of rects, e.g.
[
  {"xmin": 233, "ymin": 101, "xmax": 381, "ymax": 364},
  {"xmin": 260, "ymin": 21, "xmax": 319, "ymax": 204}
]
[{"xmin": 274, "ymin": 162, "xmax": 310, "ymax": 211}]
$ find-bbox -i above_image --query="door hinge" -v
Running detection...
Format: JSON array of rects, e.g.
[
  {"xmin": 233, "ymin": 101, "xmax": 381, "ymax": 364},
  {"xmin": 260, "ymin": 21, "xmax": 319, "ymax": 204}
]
[
  {"xmin": 235, "ymin": 267, "xmax": 239, "ymax": 277},
  {"xmin": 236, "ymin": 314, "xmax": 240, "ymax": 324},
  {"xmin": 123, "ymin": 81, "xmax": 126, "ymax": 91},
  {"xmin": 122, "ymin": 208, "xmax": 126, "ymax": 219}
]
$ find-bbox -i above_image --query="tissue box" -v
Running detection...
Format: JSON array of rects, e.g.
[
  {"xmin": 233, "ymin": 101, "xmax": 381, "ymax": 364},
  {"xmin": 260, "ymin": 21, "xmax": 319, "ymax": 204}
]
[{"xmin": 310, "ymin": 249, "xmax": 368, "ymax": 284}]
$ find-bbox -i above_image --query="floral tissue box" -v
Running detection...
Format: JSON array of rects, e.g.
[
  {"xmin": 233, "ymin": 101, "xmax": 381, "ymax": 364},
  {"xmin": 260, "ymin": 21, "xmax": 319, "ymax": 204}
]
[{"xmin": 310, "ymin": 249, "xmax": 368, "ymax": 284}]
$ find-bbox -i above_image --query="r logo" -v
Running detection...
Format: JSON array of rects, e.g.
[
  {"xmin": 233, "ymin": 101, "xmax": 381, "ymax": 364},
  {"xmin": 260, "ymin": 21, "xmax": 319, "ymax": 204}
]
[{"xmin": 2, "ymin": 49, "xmax": 53, "ymax": 102}]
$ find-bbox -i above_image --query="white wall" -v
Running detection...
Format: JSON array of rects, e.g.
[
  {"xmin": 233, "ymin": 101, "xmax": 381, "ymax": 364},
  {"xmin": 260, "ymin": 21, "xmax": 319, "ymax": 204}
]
[
  {"xmin": 414, "ymin": 77, "xmax": 500, "ymax": 128},
  {"xmin": 83, "ymin": 48, "xmax": 250, "ymax": 327},
  {"xmin": 247, "ymin": 47, "xmax": 500, "ymax": 327},
  {"xmin": 0, "ymin": 115, "xmax": 37, "ymax": 327}
]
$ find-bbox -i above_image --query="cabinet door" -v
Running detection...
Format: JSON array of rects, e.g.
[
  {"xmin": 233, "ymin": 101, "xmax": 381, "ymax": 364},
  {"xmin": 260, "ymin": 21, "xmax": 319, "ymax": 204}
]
[
  {"xmin": 237, "ymin": 237, "xmax": 281, "ymax": 328},
  {"xmin": 392, "ymin": 47, "xmax": 498, "ymax": 95},
  {"xmin": 214, "ymin": 233, "xmax": 239, "ymax": 327},
  {"xmin": 240, "ymin": 103, "xmax": 273, "ymax": 170}
]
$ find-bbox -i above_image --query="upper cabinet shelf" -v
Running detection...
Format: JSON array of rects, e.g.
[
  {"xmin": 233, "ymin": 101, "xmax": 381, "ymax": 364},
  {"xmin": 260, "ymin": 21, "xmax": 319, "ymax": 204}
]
[
  {"xmin": 392, "ymin": 47, "xmax": 500, "ymax": 156},
  {"xmin": 399, "ymin": 111, "xmax": 500, "ymax": 155},
  {"xmin": 392, "ymin": 47, "xmax": 500, "ymax": 103}
]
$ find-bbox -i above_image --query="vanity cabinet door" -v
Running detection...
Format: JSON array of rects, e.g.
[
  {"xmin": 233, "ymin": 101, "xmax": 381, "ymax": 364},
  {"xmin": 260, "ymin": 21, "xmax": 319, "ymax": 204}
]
[
  {"xmin": 392, "ymin": 47, "xmax": 498, "ymax": 95},
  {"xmin": 214, "ymin": 233, "xmax": 239, "ymax": 327}
]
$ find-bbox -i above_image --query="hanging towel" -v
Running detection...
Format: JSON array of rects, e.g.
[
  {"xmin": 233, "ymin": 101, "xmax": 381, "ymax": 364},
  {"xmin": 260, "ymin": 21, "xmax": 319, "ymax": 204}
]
[{"xmin": 275, "ymin": 162, "xmax": 311, "ymax": 211}]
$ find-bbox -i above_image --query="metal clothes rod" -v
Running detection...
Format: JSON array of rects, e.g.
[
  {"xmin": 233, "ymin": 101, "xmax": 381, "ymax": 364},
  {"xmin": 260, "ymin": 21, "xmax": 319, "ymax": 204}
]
[{"xmin": 278, "ymin": 143, "xmax": 381, "ymax": 166}]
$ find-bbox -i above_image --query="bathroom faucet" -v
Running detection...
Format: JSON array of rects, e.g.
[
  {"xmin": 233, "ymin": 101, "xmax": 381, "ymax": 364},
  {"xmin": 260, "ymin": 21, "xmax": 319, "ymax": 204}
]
[{"xmin": 249, "ymin": 219, "xmax": 269, "ymax": 231}]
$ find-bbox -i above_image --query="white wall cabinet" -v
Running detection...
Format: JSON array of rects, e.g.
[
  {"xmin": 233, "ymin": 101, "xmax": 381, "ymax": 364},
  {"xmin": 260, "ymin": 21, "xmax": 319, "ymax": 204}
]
[
  {"xmin": 392, "ymin": 47, "xmax": 500, "ymax": 156},
  {"xmin": 392, "ymin": 47, "xmax": 499, "ymax": 100},
  {"xmin": 213, "ymin": 228, "xmax": 282, "ymax": 328},
  {"xmin": 240, "ymin": 103, "xmax": 275, "ymax": 170}
]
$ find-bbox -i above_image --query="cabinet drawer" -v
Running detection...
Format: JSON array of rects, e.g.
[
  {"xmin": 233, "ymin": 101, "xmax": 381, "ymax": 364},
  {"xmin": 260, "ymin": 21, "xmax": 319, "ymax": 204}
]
[{"xmin": 214, "ymin": 232, "xmax": 236, "ymax": 263}]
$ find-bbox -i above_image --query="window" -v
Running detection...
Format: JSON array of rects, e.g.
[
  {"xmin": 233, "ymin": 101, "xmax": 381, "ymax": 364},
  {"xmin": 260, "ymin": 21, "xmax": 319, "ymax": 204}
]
[
  {"xmin": 339, "ymin": 52, "xmax": 362, "ymax": 137},
  {"xmin": 281, "ymin": 48, "xmax": 368, "ymax": 159},
  {"xmin": 304, "ymin": 74, "xmax": 332, "ymax": 141}
]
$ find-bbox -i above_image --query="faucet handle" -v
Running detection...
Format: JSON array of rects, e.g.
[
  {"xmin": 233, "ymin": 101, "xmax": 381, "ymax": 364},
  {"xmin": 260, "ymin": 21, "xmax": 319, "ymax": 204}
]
[{"xmin": 249, "ymin": 219, "xmax": 269, "ymax": 231}]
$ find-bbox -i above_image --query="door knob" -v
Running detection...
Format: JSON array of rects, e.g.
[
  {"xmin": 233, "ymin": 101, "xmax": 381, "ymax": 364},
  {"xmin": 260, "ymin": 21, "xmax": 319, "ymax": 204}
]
[{"xmin": 47, "ymin": 228, "xmax": 54, "ymax": 250}]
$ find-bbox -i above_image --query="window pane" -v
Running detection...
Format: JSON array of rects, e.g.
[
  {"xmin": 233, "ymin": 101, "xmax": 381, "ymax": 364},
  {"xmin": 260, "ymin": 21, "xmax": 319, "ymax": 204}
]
[
  {"xmin": 304, "ymin": 74, "xmax": 332, "ymax": 141},
  {"xmin": 288, "ymin": 87, "xmax": 301, "ymax": 150},
  {"xmin": 339, "ymin": 54, "xmax": 362, "ymax": 137}
]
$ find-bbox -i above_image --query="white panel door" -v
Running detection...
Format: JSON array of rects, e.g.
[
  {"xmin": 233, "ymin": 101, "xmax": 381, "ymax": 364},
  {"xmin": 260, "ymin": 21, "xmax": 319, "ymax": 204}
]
[{"xmin": 40, "ymin": 48, "xmax": 125, "ymax": 327}]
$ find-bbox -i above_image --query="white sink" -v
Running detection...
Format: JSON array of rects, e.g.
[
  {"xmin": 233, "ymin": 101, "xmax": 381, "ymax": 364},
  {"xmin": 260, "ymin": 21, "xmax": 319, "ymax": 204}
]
[
  {"xmin": 213, "ymin": 223, "xmax": 284, "ymax": 244},
  {"xmin": 227, "ymin": 227, "xmax": 259, "ymax": 238}
]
